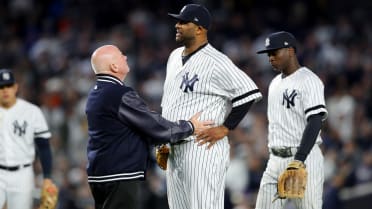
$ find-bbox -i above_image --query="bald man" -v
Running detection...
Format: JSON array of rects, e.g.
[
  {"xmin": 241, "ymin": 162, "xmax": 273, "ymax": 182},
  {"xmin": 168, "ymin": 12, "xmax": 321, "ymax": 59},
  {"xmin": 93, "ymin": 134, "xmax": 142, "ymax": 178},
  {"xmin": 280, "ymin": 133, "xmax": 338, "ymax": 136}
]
[{"xmin": 85, "ymin": 45, "xmax": 213, "ymax": 209}]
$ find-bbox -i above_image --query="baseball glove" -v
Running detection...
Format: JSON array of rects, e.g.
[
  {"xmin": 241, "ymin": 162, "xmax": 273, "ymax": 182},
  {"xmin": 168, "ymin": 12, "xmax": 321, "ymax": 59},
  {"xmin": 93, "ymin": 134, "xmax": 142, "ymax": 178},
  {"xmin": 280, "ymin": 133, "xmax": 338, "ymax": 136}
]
[
  {"xmin": 38, "ymin": 179, "xmax": 59, "ymax": 209},
  {"xmin": 156, "ymin": 145, "xmax": 170, "ymax": 170},
  {"xmin": 277, "ymin": 160, "xmax": 307, "ymax": 199}
]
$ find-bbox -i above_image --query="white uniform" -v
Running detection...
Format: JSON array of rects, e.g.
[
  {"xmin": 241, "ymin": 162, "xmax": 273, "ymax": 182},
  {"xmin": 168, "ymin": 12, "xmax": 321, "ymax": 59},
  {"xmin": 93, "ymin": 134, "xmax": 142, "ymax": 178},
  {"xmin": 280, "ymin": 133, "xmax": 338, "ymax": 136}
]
[
  {"xmin": 255, "ymin": 67, "xmax": 328, "ymax": 209},
  {"xmin": 161, "ymin": 44, "xmax": 262, "ymax": 209},
  {"xmin": 0, "ymin": 98, "xmax": 51, "ymax": 209}
]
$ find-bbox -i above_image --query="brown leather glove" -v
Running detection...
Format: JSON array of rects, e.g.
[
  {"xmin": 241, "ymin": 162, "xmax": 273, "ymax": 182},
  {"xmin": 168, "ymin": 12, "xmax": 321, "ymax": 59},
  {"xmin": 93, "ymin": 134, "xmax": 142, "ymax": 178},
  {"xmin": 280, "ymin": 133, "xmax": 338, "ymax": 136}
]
[
  {"xmin": 277, "ymin": 160, "xmax": 307, "ymax": 199},
  {"xmin": 156, "ymin": 145, "xmax": 170, "ymax": 170},
  {"xmin": 38, "ymin": 179, "xmax": 58, "ymax": 209}
]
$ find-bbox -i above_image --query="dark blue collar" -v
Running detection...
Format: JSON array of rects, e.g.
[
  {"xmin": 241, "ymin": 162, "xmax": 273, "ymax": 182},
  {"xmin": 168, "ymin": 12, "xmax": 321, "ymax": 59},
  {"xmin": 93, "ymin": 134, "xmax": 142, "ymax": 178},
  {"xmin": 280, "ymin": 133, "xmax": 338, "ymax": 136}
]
[{"xmin": 96, "ymin": 74, "xmax": 123, "ymax": 86}]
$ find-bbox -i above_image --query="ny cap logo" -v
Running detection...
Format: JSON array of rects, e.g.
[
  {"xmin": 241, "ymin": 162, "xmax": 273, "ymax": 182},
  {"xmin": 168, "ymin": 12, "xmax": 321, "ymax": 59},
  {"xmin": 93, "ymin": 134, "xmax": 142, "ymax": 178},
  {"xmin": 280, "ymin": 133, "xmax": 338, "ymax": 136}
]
[
  {"xmin": 284, "ymin": 41, "xmax": 289, "ymax": 46},
  {"xmin": 2, "ymin": 72, "xmax": 10, "ymax": 80},
  {"xmin": 194, "ymin": 17, "xmax": 199, "ymax": 22},
  {"xmin": 265, "ymin": 38, "xmax": 270, "ymax": 47}
]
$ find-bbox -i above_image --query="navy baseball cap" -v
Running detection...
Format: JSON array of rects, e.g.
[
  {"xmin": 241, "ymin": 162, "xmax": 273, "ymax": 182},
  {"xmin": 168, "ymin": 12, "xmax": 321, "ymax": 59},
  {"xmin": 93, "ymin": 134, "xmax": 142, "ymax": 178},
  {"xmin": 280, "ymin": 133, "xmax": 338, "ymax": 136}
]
[
  {"xmin": 257, "ymin": 31, "xmax": 297, "ymax": 54},
  {"xmin": 168, "ymin": 4, "xmax": 211, "ymax": 30},
  {"xmin": 0, "ymin": 69, "xmax": 15, "ymax": 87}
]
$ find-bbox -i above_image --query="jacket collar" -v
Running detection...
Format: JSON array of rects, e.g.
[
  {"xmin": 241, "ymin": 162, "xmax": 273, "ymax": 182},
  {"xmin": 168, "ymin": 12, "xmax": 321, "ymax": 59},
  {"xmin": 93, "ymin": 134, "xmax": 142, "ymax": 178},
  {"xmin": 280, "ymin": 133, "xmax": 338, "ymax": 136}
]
[{"xmin": 96, "ymin": 74, "xmax": 124, "ymax": 86}]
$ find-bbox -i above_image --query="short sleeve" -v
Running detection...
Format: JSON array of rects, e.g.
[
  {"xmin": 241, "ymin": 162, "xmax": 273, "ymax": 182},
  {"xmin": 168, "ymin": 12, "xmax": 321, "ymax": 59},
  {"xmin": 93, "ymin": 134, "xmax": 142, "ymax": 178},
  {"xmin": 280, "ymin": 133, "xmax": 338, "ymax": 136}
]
[
  {"xmin": 212, "ymin": 57, "xmax": 262, "ymax": 107},
  {"xmin": 302, "ymin": 76, "xmax": 328, "ymax": 121},
  {"xmin": 33, "ymin": 107, "xmax": 52, "ymax": 138}
]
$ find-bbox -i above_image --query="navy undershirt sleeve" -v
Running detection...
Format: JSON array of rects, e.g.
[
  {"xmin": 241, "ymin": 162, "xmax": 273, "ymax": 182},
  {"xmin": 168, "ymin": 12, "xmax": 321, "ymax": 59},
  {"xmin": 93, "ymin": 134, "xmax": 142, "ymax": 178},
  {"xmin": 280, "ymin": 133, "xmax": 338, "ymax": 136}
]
[
  {"xmin": 294, "ymin": 114, "xmax": 324, "ymax": 162},
  {"xmin": 35, "ymin": 137, "xmax": 52, "ymax": 178},
  {"xmin": 223, "ymin": 101, "xmax": 254, "ymax": 130}
]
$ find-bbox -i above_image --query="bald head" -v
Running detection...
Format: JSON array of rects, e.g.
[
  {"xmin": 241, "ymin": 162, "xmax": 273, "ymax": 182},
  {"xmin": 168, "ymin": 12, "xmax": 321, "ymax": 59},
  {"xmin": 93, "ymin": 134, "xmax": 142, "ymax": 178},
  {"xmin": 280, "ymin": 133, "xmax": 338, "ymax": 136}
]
[{"xmin": 91, "ymin": 45, "xmax": 130, "ymax": 80}]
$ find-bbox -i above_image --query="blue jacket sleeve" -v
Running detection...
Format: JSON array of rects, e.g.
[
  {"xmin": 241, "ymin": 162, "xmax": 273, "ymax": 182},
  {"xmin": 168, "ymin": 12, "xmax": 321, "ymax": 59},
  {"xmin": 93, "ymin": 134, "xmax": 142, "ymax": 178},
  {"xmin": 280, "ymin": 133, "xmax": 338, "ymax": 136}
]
[{"xmin": 118, "ymin": 90, "xmax": 193, "ymax": 144}]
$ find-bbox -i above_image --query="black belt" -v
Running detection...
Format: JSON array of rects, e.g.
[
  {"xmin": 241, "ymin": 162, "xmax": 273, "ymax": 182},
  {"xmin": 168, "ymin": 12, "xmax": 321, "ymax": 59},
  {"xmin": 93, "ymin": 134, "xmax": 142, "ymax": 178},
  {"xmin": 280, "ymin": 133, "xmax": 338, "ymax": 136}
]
[
  {"xmin": 270, "ymin": 147, "xmax": 297, "ymax": 158},
  {"xmin": 0, "ymin": 163, "xmax": 31, "ymax": 171}
]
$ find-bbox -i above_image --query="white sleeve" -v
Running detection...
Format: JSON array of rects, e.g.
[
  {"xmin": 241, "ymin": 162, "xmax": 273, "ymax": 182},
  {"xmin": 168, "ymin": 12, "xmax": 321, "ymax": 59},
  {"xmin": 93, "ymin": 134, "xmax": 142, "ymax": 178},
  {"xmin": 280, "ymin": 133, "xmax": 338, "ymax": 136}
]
[
  {"xmin": 212, "ymin": 57, "xmax": 262, "ymax": 107},
  {"xmin": 33, "ymin": 107, "xmax": 52, "ymax": 138},
  {"xmin": 302, "ymin": 76, "xmax": 328, "ymax": 121}
]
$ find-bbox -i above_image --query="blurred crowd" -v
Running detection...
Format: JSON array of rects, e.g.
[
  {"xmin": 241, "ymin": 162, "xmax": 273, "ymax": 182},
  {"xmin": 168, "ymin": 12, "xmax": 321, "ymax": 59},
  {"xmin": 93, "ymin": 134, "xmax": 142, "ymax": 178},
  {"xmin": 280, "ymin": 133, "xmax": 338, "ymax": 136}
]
[{"xmin": 0, "ymin": 0, "xmax": 371, "ymax": 209}]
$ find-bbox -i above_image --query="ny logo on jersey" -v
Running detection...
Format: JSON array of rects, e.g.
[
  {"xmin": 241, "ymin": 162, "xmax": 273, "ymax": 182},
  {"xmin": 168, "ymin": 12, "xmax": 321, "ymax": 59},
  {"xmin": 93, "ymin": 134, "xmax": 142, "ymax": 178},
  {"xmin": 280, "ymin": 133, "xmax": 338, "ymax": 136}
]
[
  {"xmin": 13, "ymin": 120, "xmax": 27, "ymax": 137},
  {"xmin": 180, "ymin": 72, "xmax": 199, "ymax": 93},
  {"xmin": 282, "ymin": 89, "xmax": 297, "ymax": 108}
]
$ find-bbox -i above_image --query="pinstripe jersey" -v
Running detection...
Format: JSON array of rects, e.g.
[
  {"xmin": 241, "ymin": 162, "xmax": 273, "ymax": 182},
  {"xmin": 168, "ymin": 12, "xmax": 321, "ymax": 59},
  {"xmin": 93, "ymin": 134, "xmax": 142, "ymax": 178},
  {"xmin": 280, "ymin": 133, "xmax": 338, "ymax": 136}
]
[
  {"xmin": 162, "ymin": 43, "xmax": 261, "ymax": 209},
  {"xmin": 162, "ymin": 43, "xmax": 262, "ymax": 131},
  {"xmin": 0, "ymin": 98, "xmax": 51, "ymax": 166},
  {"xmin": 267, "ymin": 67, "xmax": 327, "ymax": 148}
]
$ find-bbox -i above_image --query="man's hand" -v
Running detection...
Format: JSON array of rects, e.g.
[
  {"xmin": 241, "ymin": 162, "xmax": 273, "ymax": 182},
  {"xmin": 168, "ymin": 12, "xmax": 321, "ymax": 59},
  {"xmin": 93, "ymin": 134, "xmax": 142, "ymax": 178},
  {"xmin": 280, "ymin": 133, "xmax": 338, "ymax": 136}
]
[
  {"xmin": 195, "ymin": 125, "xmax": 229, "ymax": 149},
  {"xmin": 189, "ymin": 112, "xmax": 214, "ymax": 134}
]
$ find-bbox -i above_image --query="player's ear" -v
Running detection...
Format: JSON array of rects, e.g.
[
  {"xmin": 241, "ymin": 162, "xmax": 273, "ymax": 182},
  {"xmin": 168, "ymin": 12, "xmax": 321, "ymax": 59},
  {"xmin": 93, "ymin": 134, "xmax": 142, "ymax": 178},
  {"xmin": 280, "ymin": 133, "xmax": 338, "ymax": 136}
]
[
  {"xmin": 196, "ymin": 26, "xmax": 207, "ymax": 35},
  {"xmin": 288, "ymin": 47, "xmax": 296, "ymax": 56},
  {"xmin": 110, "ymin": 63, "xmax": 119, "ymax": 73},
  {"xmin": 14, "ymin": 83, "xmax": 19, "ymax": 91}
]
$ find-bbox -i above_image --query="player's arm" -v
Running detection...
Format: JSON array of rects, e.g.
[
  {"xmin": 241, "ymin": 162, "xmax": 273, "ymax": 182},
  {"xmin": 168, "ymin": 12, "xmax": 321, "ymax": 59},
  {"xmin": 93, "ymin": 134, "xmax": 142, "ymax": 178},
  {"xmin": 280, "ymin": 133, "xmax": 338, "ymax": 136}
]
[
  {"xmin": 35, "ymin": 137, "xmax": 52, "ymax": 178},
  {"xmin": 195, "ymin": 100, "xmax": 254, "ymax": 149},
  {"xmin": 35, "ymin": 139, "xmax": 59, "ymax": 209},
  {"xmin": 294, "ymin": 113, "xmax": 324, "ymax": 162},
  {"xmin": 118, "ymin": 90, "xmax": 213, "ymax": 144}
]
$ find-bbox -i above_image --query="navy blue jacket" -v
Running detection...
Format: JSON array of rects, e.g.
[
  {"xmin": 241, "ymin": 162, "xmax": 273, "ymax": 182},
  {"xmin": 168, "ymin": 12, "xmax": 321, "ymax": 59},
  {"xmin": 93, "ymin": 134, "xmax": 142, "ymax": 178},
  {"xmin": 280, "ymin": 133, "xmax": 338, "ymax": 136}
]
[{"xmin": 85, "ymin": 74, "xmax": 193, "ymax": 183}]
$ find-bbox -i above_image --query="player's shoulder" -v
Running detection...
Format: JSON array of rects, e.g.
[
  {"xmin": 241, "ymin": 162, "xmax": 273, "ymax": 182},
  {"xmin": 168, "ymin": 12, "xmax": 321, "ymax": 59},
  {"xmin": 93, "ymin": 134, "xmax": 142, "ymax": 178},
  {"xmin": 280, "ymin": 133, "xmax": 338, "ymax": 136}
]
[
  {"xmin": 169, "ymin": 47, "xmax": 184, "ymax": 57},
  {"xmin": 203, "ymin": 44, "xmax": 229, "ymax": 60},
  {"xmin": 201, "ymin": 44, "xmax": 236, "ymax": 69},
  {"xmin": 298, "ymin": 67, "xmax": 316, "ymax": 75},
  {"xmin": 15, "ymin": 98, "xmax": 44, "ymax": 114},
  {"xmin": 16, "ymin": 98, "xmax": 39, "ymax": 109},
  {"xmin": 298, "ymin": 67, "xmax": 323, "ymax": 82},
  {"xmin": 272, "ymin": 71, "xmax": 284, "ymax": 80},
  {"xmin": 269, "ymin": 73, "xmax": 283, "ymax": 86}
]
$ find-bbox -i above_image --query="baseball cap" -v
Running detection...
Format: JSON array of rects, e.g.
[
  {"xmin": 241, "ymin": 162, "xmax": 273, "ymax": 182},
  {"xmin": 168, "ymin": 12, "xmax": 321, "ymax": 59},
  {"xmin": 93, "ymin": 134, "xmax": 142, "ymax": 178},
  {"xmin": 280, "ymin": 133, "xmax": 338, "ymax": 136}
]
[
  {"xmin": 256, "ymin": 31, "xmax": 297, "ymax": 54},
  {"xmin": 168, "ymin": 4, "xmax": 211, "ymax": 30},
  {"xmin": 0, "ymin": 69, "xmax": 15, "ymax": 87}
]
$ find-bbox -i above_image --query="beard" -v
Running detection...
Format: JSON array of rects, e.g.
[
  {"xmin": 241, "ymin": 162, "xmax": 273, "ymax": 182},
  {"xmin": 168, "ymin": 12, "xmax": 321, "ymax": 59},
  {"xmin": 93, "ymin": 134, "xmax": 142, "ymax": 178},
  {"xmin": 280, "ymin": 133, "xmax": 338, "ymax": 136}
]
[{"xmin": 176, "ymin": 35, "xmax": 195, "ymax": 47}]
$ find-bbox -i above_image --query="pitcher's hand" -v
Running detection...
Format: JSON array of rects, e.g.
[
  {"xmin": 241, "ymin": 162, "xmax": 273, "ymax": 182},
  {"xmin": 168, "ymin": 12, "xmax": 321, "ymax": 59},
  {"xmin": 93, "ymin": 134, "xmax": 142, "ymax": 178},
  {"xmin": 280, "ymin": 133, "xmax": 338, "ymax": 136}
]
[{"xmin": 195, "ymin": 125, "xmax": 229, "ymax": 149}]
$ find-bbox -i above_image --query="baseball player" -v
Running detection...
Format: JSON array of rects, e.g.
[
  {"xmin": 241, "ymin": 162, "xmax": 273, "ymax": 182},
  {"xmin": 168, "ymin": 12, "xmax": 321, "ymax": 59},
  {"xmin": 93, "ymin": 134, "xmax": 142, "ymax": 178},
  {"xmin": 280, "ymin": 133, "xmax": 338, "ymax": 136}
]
[
  {"xmin": 255, "ymin": 31, "xmax": 328, "ymax": 209},
  {"xmin": 162, "ymin": 4, "xmax": 262, "ymax": 209},
  {"xmin": 0, "ymin": 69, "xmax": 57, "ymax": 209}
]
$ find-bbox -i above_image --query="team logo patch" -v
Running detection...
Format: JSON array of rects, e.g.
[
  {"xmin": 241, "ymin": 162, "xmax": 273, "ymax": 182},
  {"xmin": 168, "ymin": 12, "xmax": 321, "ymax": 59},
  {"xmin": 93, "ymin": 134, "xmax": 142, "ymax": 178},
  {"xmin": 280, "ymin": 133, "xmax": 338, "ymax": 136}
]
[
  {"xmin": 13, "ymin": 120, "xmax": 28, "ymax": 137},
  {"xmin": 265, "ymin": 38, "xmax": 270, "ymax": 47},
  {"xmin": 282, "ymin": 89, "xmax": 297, "ymax": 108},
  {"xmin": 180, "ymin": 72, "xmax": 199, "ymax": 93},
  {"xmin": 2, "ymin": 72, "xmax": 11, "ymax": 81}
]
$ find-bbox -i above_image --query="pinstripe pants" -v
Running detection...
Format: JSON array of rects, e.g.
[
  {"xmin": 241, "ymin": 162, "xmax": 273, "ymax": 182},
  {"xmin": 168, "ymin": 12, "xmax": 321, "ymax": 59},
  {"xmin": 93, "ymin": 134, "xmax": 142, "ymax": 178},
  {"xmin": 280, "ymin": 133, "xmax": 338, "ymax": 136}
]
[
  {"xmin": 255, "ymin": 145, "xmax": 324, "ymax": 209},
  {"xmin": 166, "ymin": 139, "xmax": 230, "ymax": 209}
]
